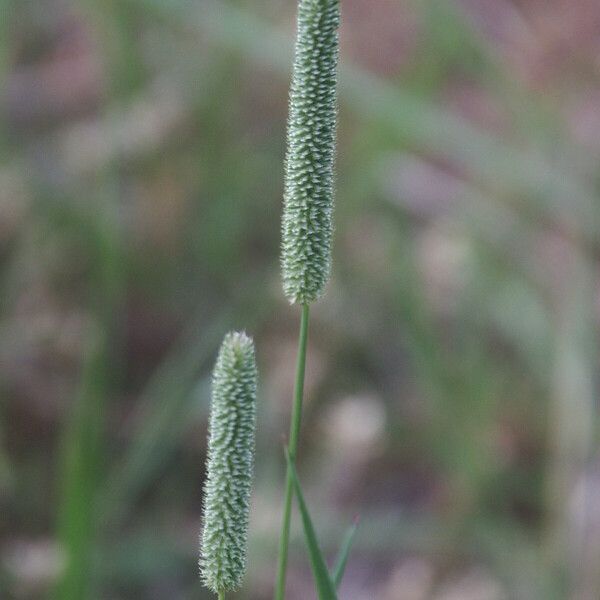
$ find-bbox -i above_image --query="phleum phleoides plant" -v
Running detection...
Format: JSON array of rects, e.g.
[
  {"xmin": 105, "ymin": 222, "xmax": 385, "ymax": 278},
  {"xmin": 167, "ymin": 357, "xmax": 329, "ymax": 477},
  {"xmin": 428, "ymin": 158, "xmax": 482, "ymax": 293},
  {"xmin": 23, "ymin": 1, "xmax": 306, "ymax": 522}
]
[
  {"xmin": 199, "ymin": 1, "xmax": 345, "ymax": 598},
  {"xmin": 276, "ymin": 0, "xmax": 341, "ymax": 598},
  {"xmin": 200, "ymin": 332, "xmax": 257, "ymax": 600}
]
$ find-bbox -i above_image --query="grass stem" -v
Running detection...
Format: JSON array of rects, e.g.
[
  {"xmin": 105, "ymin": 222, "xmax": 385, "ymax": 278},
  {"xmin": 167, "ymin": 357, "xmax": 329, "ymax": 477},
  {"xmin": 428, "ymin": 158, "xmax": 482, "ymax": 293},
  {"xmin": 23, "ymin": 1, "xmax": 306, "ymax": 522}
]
[{"xmin": 275, "ymin": 303, "xmax": 310, "ymax": 599}]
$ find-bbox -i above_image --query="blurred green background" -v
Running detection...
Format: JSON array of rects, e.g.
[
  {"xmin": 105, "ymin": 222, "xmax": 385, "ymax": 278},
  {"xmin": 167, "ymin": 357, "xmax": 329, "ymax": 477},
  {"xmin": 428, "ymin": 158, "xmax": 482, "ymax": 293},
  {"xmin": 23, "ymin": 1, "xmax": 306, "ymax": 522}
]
[{"xmin": 2, "ymin": 0, "xmax": 600, "ymax": 598}]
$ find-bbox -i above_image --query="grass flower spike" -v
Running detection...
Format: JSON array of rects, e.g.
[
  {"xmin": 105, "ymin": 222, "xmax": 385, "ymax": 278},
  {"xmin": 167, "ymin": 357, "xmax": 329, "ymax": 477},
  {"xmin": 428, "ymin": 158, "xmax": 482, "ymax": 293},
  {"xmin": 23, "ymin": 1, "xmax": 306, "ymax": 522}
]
[
  {"xmin": 282, "ymin": 0, "xmax": 341, "ymax": 304},
  {"xmin": 200, "ymin": 332, "xmax": 258, "ymax": 598}
]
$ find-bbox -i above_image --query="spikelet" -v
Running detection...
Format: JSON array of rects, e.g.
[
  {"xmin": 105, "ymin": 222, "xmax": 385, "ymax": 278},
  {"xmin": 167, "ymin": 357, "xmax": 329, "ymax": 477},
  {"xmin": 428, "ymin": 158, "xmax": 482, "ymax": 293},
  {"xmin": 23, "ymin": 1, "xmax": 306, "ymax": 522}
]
[
  {"xmin": 281, "ymin": 0, "xmax": 341, "ymax": 304},
  {"xmin": 199, "ymin": 332, "xmax": 258, "ymax": 595}
]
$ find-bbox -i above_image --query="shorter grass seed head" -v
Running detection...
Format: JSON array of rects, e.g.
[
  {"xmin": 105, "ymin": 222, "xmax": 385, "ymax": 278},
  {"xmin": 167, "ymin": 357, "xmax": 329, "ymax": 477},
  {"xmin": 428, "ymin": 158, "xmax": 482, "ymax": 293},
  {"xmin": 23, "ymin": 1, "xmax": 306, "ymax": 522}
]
[{"xmin": 199, "ymin": 332, "xmax": 258, "ymax": 595}]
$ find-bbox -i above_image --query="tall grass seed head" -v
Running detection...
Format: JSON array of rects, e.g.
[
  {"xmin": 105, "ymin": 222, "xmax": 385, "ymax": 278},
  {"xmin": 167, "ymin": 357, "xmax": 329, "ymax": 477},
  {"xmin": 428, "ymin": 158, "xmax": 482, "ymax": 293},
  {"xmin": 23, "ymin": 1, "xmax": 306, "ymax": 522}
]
[
  {"xmin": 281, "ymin": 0, "xmax": 340, "ymax": 304},
  {"xmin": 199, "ymin": 331, "xmax": 258, "ymax": 594}
]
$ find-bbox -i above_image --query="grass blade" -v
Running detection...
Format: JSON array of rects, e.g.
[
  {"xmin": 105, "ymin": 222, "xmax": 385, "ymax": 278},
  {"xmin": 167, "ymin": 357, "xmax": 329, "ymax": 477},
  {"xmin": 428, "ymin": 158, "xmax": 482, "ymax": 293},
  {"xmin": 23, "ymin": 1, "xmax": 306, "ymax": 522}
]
[
  {"xmin": 100, "ymin": 275, "xmax": 271, "ymax": 526},
  {"xmin": 55, "ymin": 332, "xmax": 107, "ymax": 599},
  {"xmin": 285, "ymin": 450, "xmax": 337, "ymax": 600},
  {"xmin": 331, "ymin": 518, "xmax": 359, "ymax": 589}
]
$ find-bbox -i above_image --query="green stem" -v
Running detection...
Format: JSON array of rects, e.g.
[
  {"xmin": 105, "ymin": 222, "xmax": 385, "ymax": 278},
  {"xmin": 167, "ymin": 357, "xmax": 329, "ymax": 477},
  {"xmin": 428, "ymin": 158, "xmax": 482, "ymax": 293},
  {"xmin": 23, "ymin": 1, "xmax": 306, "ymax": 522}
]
[
  {"xmin": 218, "ymin": 591, "xmax": 225, "ymax": 600},
  {"xmin": 274, "ymin": 303, "xmax": 310, "ymax": 600}
]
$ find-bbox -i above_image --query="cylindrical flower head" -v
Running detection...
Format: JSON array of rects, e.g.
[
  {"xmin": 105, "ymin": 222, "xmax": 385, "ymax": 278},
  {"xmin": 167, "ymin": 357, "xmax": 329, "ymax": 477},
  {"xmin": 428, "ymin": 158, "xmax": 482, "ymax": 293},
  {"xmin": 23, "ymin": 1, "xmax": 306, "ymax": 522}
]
[
  {"xmin": 281, "ymin": 0, "xmax": 340, "ymax": 304},
  {"xmin": 200, "ymin": 332, "xmax": 258, "ymax": 595}
]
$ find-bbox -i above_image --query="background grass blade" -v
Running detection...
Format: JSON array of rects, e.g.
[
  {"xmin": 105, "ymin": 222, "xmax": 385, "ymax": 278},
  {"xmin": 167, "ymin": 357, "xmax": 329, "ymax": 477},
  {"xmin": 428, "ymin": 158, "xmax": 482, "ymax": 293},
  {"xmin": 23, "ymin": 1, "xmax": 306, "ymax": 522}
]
[
  {"xmin": 285, "ymin": 450, "xmax": 337, "ymax": 600},
  {"xmin": 331, "ymin": 518, "xmax": 359, "ymax": 589},
  {"xmin": 54, "ymin": 331, "xmax": 108, "ymax": 599},
  {"xmin": 100, "ymin": 278, "xmax": 271, "ymax": 527},
  {"xmin": 54, "ymin": 176, "xmax": 124, "ymax": 599}
]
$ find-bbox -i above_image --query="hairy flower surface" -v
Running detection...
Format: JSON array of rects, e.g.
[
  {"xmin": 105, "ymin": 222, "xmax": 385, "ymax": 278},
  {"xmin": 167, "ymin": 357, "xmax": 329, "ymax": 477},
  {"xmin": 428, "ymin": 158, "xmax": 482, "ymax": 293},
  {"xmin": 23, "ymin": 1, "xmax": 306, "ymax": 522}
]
[
  {"xmin": 282, "ymin": 0, "xmax": 340, "ymax": 304},
  {"xmin": 200, "ymin": 332, "xmax": 257, "ymax": 594}
]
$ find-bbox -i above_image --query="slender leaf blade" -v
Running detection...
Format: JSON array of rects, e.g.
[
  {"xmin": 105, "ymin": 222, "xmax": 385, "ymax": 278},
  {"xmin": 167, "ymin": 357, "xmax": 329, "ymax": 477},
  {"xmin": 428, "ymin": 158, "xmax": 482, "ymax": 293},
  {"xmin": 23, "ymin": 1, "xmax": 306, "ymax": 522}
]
[
  {"xmin": 285, "ymin": 451, "xmax": 337, "ymax": 600},
  {"xmin": 331, "ymin": 518, "xmax": 359, "ymax": 588}
]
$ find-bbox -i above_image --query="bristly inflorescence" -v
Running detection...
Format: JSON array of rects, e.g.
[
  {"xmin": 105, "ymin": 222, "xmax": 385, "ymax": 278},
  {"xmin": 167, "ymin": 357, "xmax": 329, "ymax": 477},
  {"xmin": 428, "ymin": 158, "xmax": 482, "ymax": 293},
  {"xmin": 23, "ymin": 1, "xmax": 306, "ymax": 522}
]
[
  {"xmin": 281, "ymin": 0, "xmax": 340, "ymax": 304},
  {"xmin": 200, "ymin": 332, "xmax": 258, "ymax": 595}
]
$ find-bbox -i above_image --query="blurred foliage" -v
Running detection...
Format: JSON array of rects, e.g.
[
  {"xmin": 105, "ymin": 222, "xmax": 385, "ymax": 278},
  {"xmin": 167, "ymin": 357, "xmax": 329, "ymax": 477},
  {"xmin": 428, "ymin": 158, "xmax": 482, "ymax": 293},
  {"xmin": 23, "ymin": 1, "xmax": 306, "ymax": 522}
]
[{"xmin": 1, "ymin": 0, "xmax": 600, "ymax": 599}]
